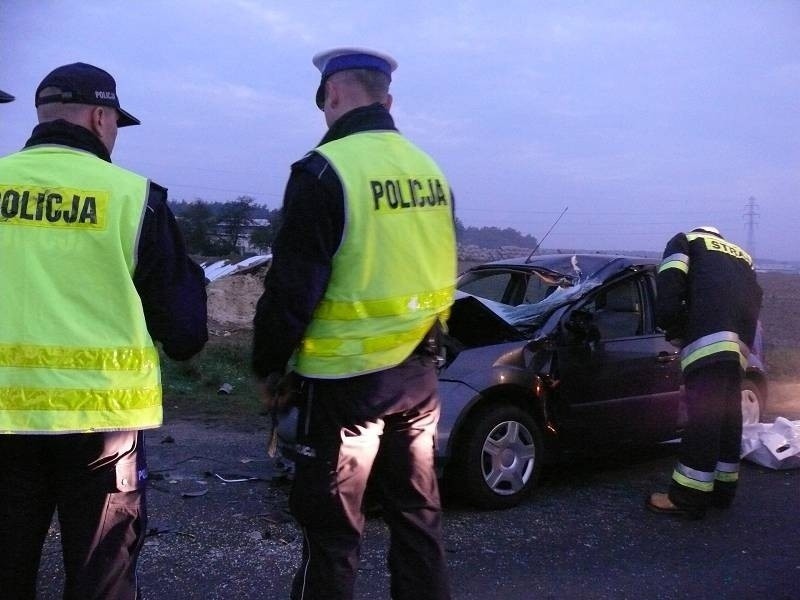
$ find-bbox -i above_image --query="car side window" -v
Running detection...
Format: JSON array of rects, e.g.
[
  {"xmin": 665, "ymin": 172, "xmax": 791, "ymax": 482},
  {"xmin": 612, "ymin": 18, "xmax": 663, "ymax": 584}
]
[
  {"xmin": 586, "ymin": 279, "xmax": 643, "ymax": 339},
  {"xmin": 458, "ymin": 271, "xmax": 513, "ymax": 304},
  {"xmin": 523, "ymin": 275, "xmax": 555, "ymax": 304}
]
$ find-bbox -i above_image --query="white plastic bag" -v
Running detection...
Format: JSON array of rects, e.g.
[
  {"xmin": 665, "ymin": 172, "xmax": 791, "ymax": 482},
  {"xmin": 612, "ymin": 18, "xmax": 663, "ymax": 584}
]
[{"xmin": 741, "ymin": 417, "xmax": 800, "ymax": 470}]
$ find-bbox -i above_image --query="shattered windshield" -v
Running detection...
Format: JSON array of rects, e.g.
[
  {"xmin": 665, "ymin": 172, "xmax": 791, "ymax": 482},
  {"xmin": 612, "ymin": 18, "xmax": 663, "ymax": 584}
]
[
  {"xmin": 455, "ymin": 255, "xmax": 618, "ymax": 334},
  {"xmin": 451, "ymin": 255, "xmax": 649, "ymax": 345},
  {"xmin": 467, "ymin": 278, "xmax": 603, "ymax": 331},
  {"xmin": 454, "ymin": 254, "xmax": 645, "ymax": 337}
]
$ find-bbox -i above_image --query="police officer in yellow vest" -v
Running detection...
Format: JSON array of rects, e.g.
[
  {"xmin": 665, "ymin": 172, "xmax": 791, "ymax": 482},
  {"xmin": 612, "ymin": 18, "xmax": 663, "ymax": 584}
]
[
  {"xmin": 0, "ymin": 63, "xmax": 207, "ymax": 599},
  {"xmin": 253, "ymin": 48, "xmax": 456, "ymax": 599},
  {"xmin": 647, "ymin": 226, "xmax": 761, "ymax": 519}
]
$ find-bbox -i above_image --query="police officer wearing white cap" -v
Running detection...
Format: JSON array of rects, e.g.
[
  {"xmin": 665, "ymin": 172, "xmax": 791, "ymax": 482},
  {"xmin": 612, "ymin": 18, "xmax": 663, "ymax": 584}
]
[{"xmin": 254, "ymin": 47, "xmax": 455, "ymax": 599}]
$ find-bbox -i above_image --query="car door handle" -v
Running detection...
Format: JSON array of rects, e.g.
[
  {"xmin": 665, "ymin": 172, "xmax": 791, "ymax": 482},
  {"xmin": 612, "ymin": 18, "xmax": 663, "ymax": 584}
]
[{"xmin": 656, "ymin": 351, "xmax": 680, "ymax": 363}]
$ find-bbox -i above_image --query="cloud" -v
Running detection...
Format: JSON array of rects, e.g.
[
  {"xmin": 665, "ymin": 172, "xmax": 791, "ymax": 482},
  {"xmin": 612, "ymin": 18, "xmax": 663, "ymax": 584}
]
[
  {"xmin": 766, "ymin": 62, "xmax": 800, "ymax": 87},
  {"xmin": 139, "ymin": 65, "xmax": 304, "ymax": 118},
  {"xmin": 228, "ymin": 0, "xmax": 317, "ymax": 43},
  {"xmin": 394, "ymin": 108, "xmax": 472, "ymax": 148},
  {"xmin": 544, "ymin": 10, "xmax": 670, "ymax": 46}
]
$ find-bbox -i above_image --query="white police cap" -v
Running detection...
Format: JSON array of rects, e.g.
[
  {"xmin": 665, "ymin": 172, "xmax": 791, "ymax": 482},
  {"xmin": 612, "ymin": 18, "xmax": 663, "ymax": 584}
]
[
  {"xmin": 313, "ymin": 47, "xmax": 397, "ymax": 78},
  {"xmin": 313, "ymin": 47, "xmax": 397, "ymax": 109}
]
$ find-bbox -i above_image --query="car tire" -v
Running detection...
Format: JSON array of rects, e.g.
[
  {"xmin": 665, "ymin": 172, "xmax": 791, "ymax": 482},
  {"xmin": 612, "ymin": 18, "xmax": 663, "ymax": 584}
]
[
  {"xmin": 455, "ymin": 404, "xmax": 543, "ymax": 510},
  {"xmin": 741, "ymin": 379, "xmax": 765, "ymax": 425}
]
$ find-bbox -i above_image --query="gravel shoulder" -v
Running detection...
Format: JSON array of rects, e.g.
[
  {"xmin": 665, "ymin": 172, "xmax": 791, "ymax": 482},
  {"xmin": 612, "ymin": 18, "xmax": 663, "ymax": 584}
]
[{"xmin": 33, "ymin": 385, "xmax": 800, "ymax": 599}]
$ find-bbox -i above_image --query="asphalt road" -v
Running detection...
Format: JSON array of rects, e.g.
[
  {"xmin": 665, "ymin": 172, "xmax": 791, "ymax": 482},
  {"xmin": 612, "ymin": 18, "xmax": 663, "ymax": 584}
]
[{"xmin": 35, "ymin": 403, "xmax": 800, "ymax": 600}]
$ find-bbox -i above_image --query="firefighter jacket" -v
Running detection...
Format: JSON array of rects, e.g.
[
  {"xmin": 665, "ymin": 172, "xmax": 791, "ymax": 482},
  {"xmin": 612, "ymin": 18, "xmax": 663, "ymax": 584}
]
[
  {"xmin": 294, "ymin": 130, "xmax": 456, "ymax": 378},
  {"xmin": 656, "ymin": 229, "xmax": 762, "ymax": 375},
  {"xmin": 0, "ymin": 135, "xmax": 163, "ymax": 433}
]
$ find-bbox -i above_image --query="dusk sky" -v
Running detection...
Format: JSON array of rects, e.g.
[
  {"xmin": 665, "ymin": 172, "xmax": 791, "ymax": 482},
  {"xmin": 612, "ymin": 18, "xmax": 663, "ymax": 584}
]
[{"xmin": 1, "ymin": 1, "xmax": 798, "ymax": 261}]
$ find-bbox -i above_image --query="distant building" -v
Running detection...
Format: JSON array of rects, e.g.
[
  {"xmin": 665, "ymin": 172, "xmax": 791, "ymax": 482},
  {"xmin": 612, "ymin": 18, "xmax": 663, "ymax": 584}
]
[{"xmin": 212, "ymin": 218, "xmax": 270, "ymax": 255}]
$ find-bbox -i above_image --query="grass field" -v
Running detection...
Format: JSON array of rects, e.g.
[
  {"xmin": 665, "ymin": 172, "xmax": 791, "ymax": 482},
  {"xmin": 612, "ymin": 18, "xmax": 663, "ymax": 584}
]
[{"xmin": 159, "ymin": 330, "xmax": 260, "ymax": 420}]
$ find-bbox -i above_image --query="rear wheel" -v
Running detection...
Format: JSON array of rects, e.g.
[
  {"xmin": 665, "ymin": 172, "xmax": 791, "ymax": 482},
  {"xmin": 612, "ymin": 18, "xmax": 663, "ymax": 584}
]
[
  {"xmin": 455, "ymin": 404, "xmax": 543, "ymax": 510},
  {"xmin": 741, "ymin": 379, "xmax": 765, "ymax": 425}
]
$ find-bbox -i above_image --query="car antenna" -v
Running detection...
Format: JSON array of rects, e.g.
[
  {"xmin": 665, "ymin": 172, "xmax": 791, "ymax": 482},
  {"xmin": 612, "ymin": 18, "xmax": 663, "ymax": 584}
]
[{"xmin": 525, "ymin": 206, "xmax": 568, "ymax": 263}]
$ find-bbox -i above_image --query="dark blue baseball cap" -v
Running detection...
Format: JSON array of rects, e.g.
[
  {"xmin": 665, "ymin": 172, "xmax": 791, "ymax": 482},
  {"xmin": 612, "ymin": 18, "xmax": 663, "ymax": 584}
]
[
  {"xmin": 0, "ymin": 90, "xmax": 14, "ymax": 103},
  {"xmin": 35, "ymin": 62, "xmax": 140, "ymax": 127},
  {"xmin": 312, "ymin": 47, "xmax": 397, "ymax": 110}
]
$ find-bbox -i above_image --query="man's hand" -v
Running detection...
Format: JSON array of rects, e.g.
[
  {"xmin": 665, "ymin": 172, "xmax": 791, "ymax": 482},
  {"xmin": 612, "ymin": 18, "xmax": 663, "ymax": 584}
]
[
  {"xmin": 259, "ymin": 372, "xmax": 300, "ymax": 458},
  {"xmin": 258, "ymin": 372, "xmax": 282, "ymax": 413},
  {"xmin": 257, "ymin": 372, "xmax": 298, "ymax": 413}
]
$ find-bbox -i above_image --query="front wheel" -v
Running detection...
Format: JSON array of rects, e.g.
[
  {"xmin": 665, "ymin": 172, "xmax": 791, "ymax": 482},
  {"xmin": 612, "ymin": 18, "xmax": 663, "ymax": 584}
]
[{"xmin": 454, "ymin": 404, "xmax": 543, "ymax": 510}]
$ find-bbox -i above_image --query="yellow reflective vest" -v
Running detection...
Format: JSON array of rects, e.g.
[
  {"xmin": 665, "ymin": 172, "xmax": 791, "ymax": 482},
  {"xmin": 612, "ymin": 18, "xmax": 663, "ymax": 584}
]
[
  {"xmin": 0, "ymin": 144, "xmax": 162, "ymax": 433},
  {"xmin": 294, "ymin": 131, "xmax": 457, "ymax": 378}
]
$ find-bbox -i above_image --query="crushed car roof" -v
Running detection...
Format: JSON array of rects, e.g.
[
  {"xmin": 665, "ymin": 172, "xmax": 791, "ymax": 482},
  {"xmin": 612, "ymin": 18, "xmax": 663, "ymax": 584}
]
[
  {"xmin": 468, "ymin": 253, "xmax": 658, "ymax": 283},
  {"xmin": 455, "ymin": 254, "xmax": 659, "ymax": 337}
]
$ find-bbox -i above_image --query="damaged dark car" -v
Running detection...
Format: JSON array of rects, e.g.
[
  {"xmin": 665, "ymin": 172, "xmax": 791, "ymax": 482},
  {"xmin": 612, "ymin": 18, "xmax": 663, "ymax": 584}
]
[{"xmin": 438, "ymin": 254, "xmax": 767, "ymax": 509}]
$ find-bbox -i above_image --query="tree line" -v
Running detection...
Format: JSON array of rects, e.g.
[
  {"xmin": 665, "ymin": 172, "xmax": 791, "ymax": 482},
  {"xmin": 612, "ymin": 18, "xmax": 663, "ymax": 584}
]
[
  {"xmin": 171, "ymin": 198, "xmax": 538, "ymax": 256},
  {"xmin": 454, "ymin": 219, "xmax": 538, "ymax": 249},
  {"xmin": 171, "ymin": 197, "xmax": 281, "ymax": 256}
]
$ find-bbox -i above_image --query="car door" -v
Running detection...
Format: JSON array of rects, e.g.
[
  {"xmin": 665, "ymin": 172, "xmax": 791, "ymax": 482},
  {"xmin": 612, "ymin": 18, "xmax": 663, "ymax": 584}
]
[{"xmin": 554, "ymin": 271, "xmax": 683, "ymax": 446}]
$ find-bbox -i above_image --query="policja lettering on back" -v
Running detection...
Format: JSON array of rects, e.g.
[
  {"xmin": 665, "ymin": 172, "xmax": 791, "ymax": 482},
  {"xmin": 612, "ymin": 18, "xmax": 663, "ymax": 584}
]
[
  {"xmin": 0, "ymin": 185, "xmax": 106, "ymax": 228},
  {"xmin": 370, "ymin": 177, "xmax": 449, "ymax": 210}
]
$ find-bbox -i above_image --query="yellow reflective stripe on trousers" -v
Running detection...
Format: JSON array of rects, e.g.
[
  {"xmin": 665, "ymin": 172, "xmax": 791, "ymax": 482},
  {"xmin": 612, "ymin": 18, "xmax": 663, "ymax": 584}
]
[
  {"xmin": 672, "ymin": 470, "xmax": 714, "ymax": 492},
  {"xmin": 0, "ymin": 385, "xmax": 162, "ymax": 411},
  {"xmin": 301, "ymin": 321, "xmax": 434, "ymax": 357},
  {"xmin": 715, "ymin": 461, "xmax": 739, "ymax": 482},
  {"xmin": 0, "ymin": 343, "xmax": 158, "ymax": 371},
  {"xmin": 312, "ymin": 286, "xmax": 455, "ymax": 320}
]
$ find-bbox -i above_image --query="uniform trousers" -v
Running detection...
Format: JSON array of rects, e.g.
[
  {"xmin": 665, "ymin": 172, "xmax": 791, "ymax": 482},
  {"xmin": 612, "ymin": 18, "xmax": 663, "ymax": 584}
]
[
  {"xmin": 288, "ymin": 353, "xmax": 450, "ymax": 600},
  {"xmin": 669, "ymin": 361, "xmax": 743, "ymax": 508},
  {"xmin": 0, "ymin": 430, "xmax": 147, "ymax": 600}
]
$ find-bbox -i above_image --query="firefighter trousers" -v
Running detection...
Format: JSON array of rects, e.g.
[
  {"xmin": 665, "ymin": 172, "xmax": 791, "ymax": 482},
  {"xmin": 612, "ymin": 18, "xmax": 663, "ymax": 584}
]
[{"xmin": 669, "ymin": 361, "xmax": 743, "ymax": 508}]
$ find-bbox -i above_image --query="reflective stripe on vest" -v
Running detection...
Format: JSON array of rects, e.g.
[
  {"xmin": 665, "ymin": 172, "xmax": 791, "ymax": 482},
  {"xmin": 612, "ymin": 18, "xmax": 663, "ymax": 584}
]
[
  {"xmin": 658, "ymin": 252, "xmax": 689, "ymax": 274},
  {"xmin": 680, "ymin": 331, "xmax": 749, "ymax": 371},
  {"xmin": 301, "ymin": 319, "xmax": 437, "ymax": 357},
  {"xmin": 0, "ymin": 145, "xmax": 162, "ymax": 433},
  {"xmin": 296, "ymin": 131, "xmax": 456, "ymax": 378},
  {"xmin": 312, "ymin": 285, "xmax": 454, "ymax": 320},
  {"xmin": 0, "ymin": 343, "xmax": 158, "ymax": 371},
  {"xmin": 672, "ymin": 461, "xmax": 715, "ymax": 493},
  {"xmin": 0, "ymin": 386, "xmax": 161, "ymax": 434}
]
